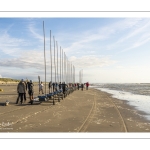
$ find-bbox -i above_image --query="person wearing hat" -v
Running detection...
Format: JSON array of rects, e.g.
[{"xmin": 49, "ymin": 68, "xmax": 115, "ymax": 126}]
[{"xmin": 16, "ymin": 79, "xmax": 26, "ymax": 104}]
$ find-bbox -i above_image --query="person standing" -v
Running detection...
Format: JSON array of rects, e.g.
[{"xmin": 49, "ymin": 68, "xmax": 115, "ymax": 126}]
[
  {"xmin": 26, "ymin": 80, "xmax": 30, "ymax": 90},
  {"xmin": 81, "ymin": 83, "xmax": 84, "ymax": 91},
  {"xmin": 55, "ymin": 82, "xmax": 58, "ymax": 91},
  {"xmin": 77, "ymin": 83, "xmax": 80, "ymax": 90},
  {"xmin": 59, "ymin": 82, "xmax": 62, "ymax": 90},
  {"xmin": 52, "ymin": 82, "xmax": 55, "ymax": 92},
  {"xmin": 62, "ymin": 82, "xmax": 68, "ymax": 95},
  {"xmin": 23, "ymin": 80, "xmax": 27, "ymax": 102},
  {"xmin": 74, "ymin": 83, "xmax": 77, "ymax": 90},
  {"xmin": 48, "ymin": 81, "xmax": 52, "ymax": 93},
  {"xmin": 39, "ymin": 81, "xmax": 44, "ymax": 94},
  {"xmin": 86, "ymin": 82, "xmax": 89, "ymax": 90},
  {"xmin": 16, "ymin": 79, "xmax": 26, "ymax": 104},
  {"xmin": 28, "ymin": 80, "xmax": 34, "ymax": 104}
]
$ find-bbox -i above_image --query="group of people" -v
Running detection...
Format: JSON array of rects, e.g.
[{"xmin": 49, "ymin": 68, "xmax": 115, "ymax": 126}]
[
  {"xmin": 48, "ymin": 81, "xmax": 90, "ymax": 92},
  {"xmin": 48, "ymin": 81, "xmax": 68, "ymax": 94},
  {"xmin": 16, "ymin": 79, "xmax": 90, "ymax": 105},
  {"xmin": 76, "ymin": 82, "xmax": 89, "ymax": 91},
  {"xmin": 16, "ymin": 79, "xmax": 34, "ymax": 104}
]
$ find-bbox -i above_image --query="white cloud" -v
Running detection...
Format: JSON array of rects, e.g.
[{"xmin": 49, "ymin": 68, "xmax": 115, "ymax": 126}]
[
  {"xmin": 69, "ymin": 55, "xmax": 117, "ymax": 68},
  {"xmin": 28, "ymin": 23, "xmax": 43, "ymax": 42},
  {"xmin": 63, "ymin": 18, "xmax": 148, "ymax": 55},
  {"xmin": 120, "ymin": 35, "xmax": 150, "ymax": 53},
  {"xmin": 0, "ymin": 48, "xmax": 63, "ymax": 71},
  {"xmin": 103, "ymin": 19, "xmax": 150, "ymax": 53},
  {"xmin": 28, "ymin": 21, "xmax": 52, "ymax": 45},
  {"xmin": 0, "ymin": 28, "xmax": 29, "ymax": 56}
]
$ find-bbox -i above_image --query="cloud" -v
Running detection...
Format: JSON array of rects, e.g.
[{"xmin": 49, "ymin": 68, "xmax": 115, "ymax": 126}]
[
  {"xmin": 28, "ymin": 22, "xmax": 44, "ymax": 42},
  {"xmin": 0, "ymin": 27, "xmax": 30, "ymax": 57},
  {"xmin": 62, "ymin": 18, "xmax": 147, "ymax": 55},
  {"xmin": 0, "ymin": 49, "xmax": 62, "ymax": 71},
  {"xmin": 112, "ymin": 18, "xmax": 142, "ymax": 30},
  {"xmin": 103, "ymin": 18, "xmax": 150, "ymax": 53},
  {"xmin": 69, "ymin": 55, "xmax": 117, "ymax": 68},
  {"xmin": 121, "ymin": 36, "xmax": 150, "ymax": 53},
  {"xmin": 0, "ymin": 51, "xmax": 48, "ymax": 70},
  {"xmin": 28, "ymin": 21, "xmax": 52, "ymax": 45}
]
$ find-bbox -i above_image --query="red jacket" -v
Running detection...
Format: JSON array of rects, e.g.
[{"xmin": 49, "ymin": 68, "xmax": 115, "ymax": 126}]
[{"xmin": 86, "ymin": 82, "xmax": 89, "ymax": 87}]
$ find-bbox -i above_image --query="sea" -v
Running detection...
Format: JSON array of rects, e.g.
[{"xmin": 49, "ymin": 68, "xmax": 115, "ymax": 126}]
[{"xmin": 90, "ymin": 83, "xmax": 150, "ymax": 121}]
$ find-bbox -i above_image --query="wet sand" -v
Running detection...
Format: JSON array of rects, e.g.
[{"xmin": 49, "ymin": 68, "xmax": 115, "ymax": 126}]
[{"xmin": 0, "ymin": 83, "xmax": 150, "ymax": 132}]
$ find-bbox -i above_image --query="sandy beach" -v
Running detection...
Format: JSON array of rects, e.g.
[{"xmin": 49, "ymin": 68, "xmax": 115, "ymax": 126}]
[{"xmin": 0, "ymin": 83, "xmax": 150, "ymax": 132}]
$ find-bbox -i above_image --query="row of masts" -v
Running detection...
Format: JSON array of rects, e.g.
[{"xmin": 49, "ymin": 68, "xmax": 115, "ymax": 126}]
[{"xmin": 42, "ymin": 21, "xmax": 83, "ymax": 94}]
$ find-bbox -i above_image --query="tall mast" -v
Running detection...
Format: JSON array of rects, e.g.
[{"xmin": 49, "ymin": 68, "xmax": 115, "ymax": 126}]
[
  {"xmin": 60, "ymin": 46, "xmax": 61, "ymax": 83},
  {"xmin": 53, "ymin": 36, "xmax": 56, "ymax": 83},
  {"xmin": 43, "ymin": 21, "xmax": 46, "ymax": 95},
  {"xmin": 62, "ymin": 49, "xmax": 63, "ymax": 82},
  {"xmin": 64, "ymin": 52, "xmax": 65, "ymax": 83},
  {"xmin": 56, "ymin": 41, "xmax": 59, "ymax": 83},
  {"xmin": 50, "ymin": 30, "xmax": 52, "ymax": 92}
]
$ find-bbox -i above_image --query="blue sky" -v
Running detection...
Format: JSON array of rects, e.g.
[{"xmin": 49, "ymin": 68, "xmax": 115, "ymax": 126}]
[{"xmin": 1, "ymin": 17, "xmax": 150, "ymax": 83}]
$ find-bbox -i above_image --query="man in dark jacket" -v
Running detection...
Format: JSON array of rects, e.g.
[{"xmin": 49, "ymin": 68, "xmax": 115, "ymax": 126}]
[
  {"xmin": 48, "ymin": 81, "xmax": 52, "ymax": 93},
  {"xmin": 62, "ymin": 82, "xmax": 68, "ymax": 94},
  {"xmin": 77, "ymin": 83, "xmax": 80, "ymax": 90},
  {"xmin": 23, "ymin": 80, "xmax": 27, "ymax": 102},
  {"xmin": 28, "ymin": 80, "xmax": 34, "ymax": 104},
  {"xmin": 81, "ymin": 83, "xmax": 84, "ymax": 91},
  {"xmin": 16, "ymin": 79, "xmax": 26, "ymax": 104},
  {"xmin": 59, "ymin": 82, "xmax": 62, "ymax": 90}
]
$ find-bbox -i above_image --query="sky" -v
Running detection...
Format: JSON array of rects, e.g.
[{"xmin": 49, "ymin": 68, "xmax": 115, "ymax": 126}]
[{"xmin": 1, "ymin": 17, "xmax": 150, "ymax": 83}]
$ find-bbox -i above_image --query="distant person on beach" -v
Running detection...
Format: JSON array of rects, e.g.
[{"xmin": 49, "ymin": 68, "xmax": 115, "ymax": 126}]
[
  {"xmin": 77, "ymin": 83, "xmax": 80, "ymax": 90},
  {"xmin": 26, "ymin": 80, "xmax": 30, "ymax": 90},
  {"xmin": 23, "ymin": 80, "xmax": 27, "ymax": 102},
  {"xmin": 28, "ymin": 80, "xmax": 34, "ymax": 104},
  {"xmin": 16, "ymin": 79, "xmax": 26, "ymax": 104},
  {"xmin": 62, "ymin": 82, "xmax": 68, "ymax": 94},
  {"xmin": 55, "ymin": 82, "xmax": 59, "ymax": 91},
  {"xmin": 52, "ymin": 82, "xmax": 55, "ymax": 92},
  {"xmin": 26, "ymin": 80, "xmax": 30, "ymax": 95},
  {"xmin": 86, "ymin": 82, "xmax": 89, "ymax": 90},
  {"xmin": 59, "ymin": 82, "xmax": 62, "ymax": 90},
  {"xmin": 74, "ymin": 83, "xmax": 77, "ymax": 90},
  {"xmin": 48, "ymin": 81, "xmax": 52, "ymax": 93},
  {"xmin": 81, "ymin": 83, "xmax": 84, "ymax": 91},
  {"xmin": 39, "ymin": 81, "xmax": 44, "ymax": 94}
]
